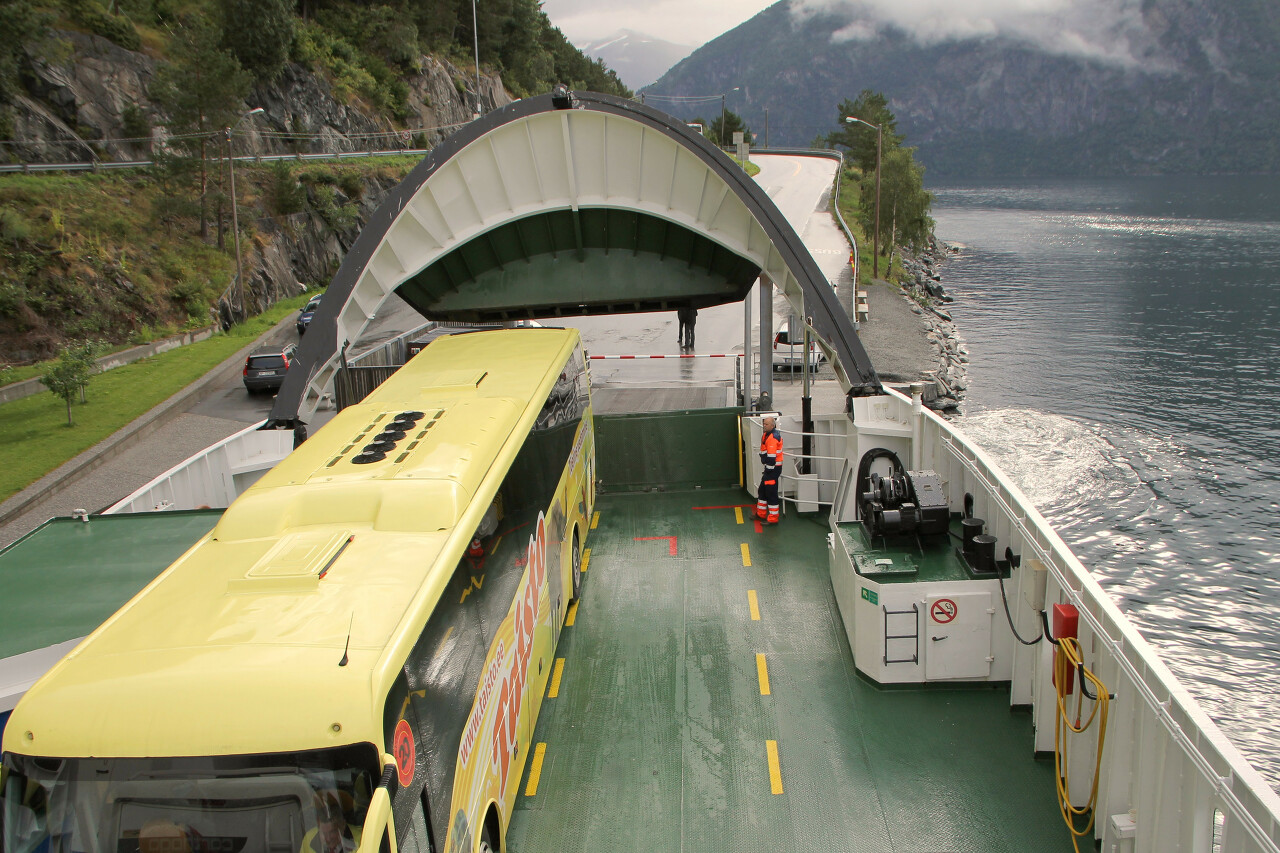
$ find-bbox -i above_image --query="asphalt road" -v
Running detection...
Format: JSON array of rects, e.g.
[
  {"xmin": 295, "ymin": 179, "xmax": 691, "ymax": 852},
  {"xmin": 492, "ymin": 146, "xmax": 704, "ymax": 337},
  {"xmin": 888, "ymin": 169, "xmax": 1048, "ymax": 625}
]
[{"xmin": 564, "ymin": 153, "xmax": 848, "ymax": 389}]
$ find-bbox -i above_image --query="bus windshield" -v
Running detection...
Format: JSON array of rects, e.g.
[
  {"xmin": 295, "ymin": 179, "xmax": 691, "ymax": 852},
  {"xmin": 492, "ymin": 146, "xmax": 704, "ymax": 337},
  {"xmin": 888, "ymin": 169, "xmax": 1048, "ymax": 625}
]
[{"xmin": 1, "ymin": 746, "xmax": 378, "ymax": 853}]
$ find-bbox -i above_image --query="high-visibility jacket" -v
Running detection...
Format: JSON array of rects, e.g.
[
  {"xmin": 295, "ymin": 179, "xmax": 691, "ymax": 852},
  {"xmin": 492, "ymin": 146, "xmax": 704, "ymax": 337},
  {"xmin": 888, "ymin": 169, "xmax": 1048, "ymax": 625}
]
[{"xmin": 759, "ymin": 428, "xmax": 783, "ymax": 471}]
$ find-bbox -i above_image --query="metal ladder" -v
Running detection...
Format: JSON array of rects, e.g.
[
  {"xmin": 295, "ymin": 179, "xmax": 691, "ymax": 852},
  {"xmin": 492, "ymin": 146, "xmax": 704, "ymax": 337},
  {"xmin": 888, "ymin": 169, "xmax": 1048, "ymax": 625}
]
[{"xmin": 883, "ymin": 603, "xmax": 920, "ymax": 665}]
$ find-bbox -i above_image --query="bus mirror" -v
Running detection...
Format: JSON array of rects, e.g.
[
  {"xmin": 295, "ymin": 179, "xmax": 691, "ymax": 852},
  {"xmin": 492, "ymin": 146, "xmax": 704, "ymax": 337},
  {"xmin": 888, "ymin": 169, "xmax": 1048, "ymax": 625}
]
[{"xmin": 356, "ymin": 761, "xmax": 397, "ymax": 853}]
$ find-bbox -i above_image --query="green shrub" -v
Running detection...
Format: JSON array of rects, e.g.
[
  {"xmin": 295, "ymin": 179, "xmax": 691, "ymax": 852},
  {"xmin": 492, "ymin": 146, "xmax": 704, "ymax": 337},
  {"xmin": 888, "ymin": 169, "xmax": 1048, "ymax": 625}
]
[
  {"xmin": 121, "ymin": 103, "xmax": 150, "ymax": 142},
  {"xmin": 269, "ymin": 160, "xmax": 307, "ymax": 216},
  {"xmin": 0, "ymin": 207, "xmax": 31, "ymax": 243},
  {"xmin": 337, "ymin": 172, "xmax": 364, "ymax": 200},
  {"xmin": 312, "ymin": 184, "xmax": 357, "ymax": 231},
  {"xmin": 68, "ymin": 0, "xmax": 142, "ymax": 51}
]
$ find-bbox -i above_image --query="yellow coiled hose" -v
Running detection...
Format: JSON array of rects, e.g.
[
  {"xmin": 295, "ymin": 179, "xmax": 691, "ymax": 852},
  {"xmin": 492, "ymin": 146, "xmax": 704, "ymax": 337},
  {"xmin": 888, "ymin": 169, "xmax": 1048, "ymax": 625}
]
[{"xmin": 1054, "ymin": 635, "xmax": 1111, "ymax": 853}]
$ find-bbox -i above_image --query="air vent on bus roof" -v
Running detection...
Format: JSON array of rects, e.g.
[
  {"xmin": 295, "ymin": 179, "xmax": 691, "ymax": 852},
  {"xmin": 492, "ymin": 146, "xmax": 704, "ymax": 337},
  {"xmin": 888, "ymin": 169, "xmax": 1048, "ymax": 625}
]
[{"xmin": 326, "ymin": 409, "xmax": 445, "ymax": 469}]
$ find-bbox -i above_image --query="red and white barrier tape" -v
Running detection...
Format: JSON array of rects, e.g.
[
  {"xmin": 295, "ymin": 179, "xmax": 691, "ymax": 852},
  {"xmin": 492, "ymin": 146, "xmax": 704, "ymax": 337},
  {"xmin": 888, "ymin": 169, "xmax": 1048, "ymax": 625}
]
[{"xmin": 588, "ymin": 353, "xmax": 743, "ymax": 359}]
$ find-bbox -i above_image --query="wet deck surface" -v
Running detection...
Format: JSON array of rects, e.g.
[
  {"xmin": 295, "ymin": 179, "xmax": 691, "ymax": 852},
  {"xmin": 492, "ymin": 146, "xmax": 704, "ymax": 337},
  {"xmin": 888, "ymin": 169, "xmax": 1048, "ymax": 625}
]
[{"xmin": 509, "ymin": 487, "xmax": 1072, "ymax": 852}]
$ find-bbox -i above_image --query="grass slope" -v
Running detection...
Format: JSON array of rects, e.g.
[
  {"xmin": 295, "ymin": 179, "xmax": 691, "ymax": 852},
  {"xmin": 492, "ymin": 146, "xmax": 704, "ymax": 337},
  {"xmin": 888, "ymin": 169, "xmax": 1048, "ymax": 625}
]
[{"xmin": 0, "ymin": 294, "xmax": 310, "ymax": 503}]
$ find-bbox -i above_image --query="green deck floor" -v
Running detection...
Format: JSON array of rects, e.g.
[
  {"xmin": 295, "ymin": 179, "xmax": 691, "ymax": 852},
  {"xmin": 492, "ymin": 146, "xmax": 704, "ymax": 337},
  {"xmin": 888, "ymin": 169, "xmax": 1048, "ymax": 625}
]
[
  {"xmin": 509, "ymin": 488, "xmax": 1073, "ymax": 852},
  {"xmin": 0, "ymin": 511, "xmax": 222, "ymax": 658}
]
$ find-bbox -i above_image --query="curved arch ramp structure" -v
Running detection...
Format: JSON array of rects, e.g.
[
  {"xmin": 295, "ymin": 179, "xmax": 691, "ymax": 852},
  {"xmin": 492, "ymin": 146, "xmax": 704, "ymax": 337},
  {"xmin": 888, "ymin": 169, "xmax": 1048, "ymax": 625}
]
[{"xmin": 269, "ymin": 91, "xmax": 881, "ymax": 428}]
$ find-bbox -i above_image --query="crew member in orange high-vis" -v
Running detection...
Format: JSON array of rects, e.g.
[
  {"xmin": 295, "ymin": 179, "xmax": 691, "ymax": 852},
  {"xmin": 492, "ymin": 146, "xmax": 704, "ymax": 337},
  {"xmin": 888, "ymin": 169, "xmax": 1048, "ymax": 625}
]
[{"xmin": 756, "ymin": 415, "xmax": 783, "ymax": 524}]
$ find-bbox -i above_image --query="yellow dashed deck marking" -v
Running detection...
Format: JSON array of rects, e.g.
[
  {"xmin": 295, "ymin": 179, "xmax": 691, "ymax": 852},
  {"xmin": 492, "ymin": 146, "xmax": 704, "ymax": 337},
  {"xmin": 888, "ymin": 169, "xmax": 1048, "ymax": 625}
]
[
  {"xmin": 740, "ymin": 543, "xmax": 751, "ymax": 566},
  {"xmin": 548, "ymin": 658, "xmax": 565, "ymax": 698},
  {"xmin": 525, "ymin": 743, "xmax": 548, "ymax": 796},
  {"xmin": 490, "ymin": 535, "xmax": 502, "ymax": 554},
  {"xmin": 581, "ymin": 548, "xmax": 591, "ymax": 573},
  {"xmin": 565, "ymin": 600, "xmax": 579, "ymax": 626},
  {"xmin": 591, "ymin": 511, "xmax": 600, "ymax": 529},
  {"xmin": 748, "ymin": 590, "xmax": 760, "ymax": 621},
  {"xmin": 756, "ymin": 653, "xmax": 771, "ymax": 695},
  {"xmin": 766, "ymin": 740, "xmax": 784, "ymax": 794},
  {"xmin": 734, "ymin": 506, "xmax": 744, "ymax": 524}
]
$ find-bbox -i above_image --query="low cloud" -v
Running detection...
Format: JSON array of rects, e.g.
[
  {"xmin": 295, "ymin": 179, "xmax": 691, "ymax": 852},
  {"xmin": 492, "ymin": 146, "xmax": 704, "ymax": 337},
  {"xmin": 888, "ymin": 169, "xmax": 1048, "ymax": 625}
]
[{"xmin": 791, "ymin": 0, "xmax": 1161, "ymax": 68}]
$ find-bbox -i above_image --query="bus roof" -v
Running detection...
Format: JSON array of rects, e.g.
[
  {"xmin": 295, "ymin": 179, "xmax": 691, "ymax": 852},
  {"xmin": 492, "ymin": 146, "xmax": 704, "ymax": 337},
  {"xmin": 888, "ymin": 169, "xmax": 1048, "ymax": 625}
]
[{"xmin": 4, "ymin": 328, "xmax": 580, "ymax": 759}]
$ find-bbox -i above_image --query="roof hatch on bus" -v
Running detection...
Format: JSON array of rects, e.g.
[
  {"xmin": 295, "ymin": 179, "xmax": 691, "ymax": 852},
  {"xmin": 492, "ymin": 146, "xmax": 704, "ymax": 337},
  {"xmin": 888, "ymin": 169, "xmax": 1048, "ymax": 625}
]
[{"xmin": 227, "ymin": 530, "xmax": 354, "ymax": 593}]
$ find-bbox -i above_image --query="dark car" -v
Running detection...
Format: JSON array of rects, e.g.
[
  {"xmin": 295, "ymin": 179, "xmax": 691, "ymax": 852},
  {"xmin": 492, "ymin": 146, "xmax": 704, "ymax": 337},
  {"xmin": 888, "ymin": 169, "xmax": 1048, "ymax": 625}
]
[
  {"xmin": 243, "ymin": 343, "xmax": 298, "ymax": 393},
  {"xmin": 296, "ymin": 294, "xmax": 323, "ymax": 334}
]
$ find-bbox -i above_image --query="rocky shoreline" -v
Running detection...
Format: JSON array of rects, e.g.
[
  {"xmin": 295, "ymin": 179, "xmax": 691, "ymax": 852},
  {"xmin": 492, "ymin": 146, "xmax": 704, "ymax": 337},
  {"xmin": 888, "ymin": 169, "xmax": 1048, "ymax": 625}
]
[{"xmin": 899, "ymin": 239, "xmax": 969, "ymax": 412}]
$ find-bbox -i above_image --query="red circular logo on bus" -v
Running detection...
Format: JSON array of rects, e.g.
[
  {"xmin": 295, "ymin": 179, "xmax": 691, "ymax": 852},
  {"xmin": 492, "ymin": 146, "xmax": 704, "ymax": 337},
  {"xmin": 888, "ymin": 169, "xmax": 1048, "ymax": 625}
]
[{"xmin": 394, "ymin": 719, "xmax": 415, "ymax": 786}]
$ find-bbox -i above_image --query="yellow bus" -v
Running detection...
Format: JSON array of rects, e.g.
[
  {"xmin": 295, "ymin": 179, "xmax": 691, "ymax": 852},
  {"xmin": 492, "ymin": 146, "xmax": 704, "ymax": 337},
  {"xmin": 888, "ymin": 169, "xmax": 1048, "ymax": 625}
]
[{"xmin": 1, "ymin": 328, "xmax": 595, "ymax": 853}]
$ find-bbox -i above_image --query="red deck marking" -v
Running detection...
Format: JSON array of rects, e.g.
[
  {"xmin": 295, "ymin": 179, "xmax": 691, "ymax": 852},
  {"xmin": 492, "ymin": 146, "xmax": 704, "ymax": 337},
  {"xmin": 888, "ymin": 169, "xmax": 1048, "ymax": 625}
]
[
  {"xmin": 497, "ymin": 520, "xmax": 531, "ymax": 537},
  {"xmin": 753, "ymin": 519, "xmax": 763, "ymax": 533},
  {"xmin": 634, "ymin": 535, "xmax": 678, "ymax": 556},
  {"xmin": 692, "ymin": 504, "xmax": 755, "ymax": 510}
]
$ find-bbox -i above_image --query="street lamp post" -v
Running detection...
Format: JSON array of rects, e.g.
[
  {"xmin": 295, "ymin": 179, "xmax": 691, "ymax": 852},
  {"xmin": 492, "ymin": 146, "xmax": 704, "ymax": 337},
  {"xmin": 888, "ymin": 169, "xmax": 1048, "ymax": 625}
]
[
  {"xmin": 846, "ymin": 116, "xmax": 882, "ymax": 278},
  {"xmin": 471, "ymin": 0, "xmax": 482, "ymax": 117},
  {"xmin": 720, "ymin": 86, "xmax": 740, "ymax": 148},
  {"xmin": 226, "ymin": 107, "xmax": 264, "ymax": 321}
]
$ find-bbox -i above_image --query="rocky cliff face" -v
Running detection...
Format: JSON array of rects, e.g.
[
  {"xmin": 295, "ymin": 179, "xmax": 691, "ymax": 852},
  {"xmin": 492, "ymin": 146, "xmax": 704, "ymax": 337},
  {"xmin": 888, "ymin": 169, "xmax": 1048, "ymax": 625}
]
[
  {"xmin": 10, "ymin": 30, "xmax": 511, "ymax": 164},
  {"xmin": 650, "ymin": 0, "xmax": 1280, "ymax": 175},
  {"xmin": 0, "ymin": 33, "xmax": 513, "ymax": 362}
]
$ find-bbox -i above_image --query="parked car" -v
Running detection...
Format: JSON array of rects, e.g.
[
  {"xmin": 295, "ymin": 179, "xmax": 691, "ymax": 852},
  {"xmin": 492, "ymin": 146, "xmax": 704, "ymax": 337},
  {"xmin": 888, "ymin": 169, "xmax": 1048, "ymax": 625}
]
[
  {"xmin": 296, "ymin": 294, "xmax": 323, "ymax": 334},
  {"xmin": 243, "ymin": 343, "xmax": 298, "ymax": 393},
  {"xmin": 772, "ymin": 322, "xmax": 823, "ymax": 370}
]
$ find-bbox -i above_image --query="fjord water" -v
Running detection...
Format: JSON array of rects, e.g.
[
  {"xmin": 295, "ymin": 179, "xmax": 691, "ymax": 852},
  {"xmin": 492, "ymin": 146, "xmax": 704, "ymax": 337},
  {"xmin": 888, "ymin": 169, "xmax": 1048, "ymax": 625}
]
[{"xmin": 930, "ymin": 176, "xmax": 1280, "ymax": 788}]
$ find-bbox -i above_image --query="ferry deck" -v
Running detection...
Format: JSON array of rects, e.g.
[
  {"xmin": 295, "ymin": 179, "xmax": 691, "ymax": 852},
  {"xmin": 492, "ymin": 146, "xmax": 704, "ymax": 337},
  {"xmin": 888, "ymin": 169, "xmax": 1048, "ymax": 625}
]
[{"xmin": 509, "ymin": 487, "xmax": 1073, "ymax": 852}]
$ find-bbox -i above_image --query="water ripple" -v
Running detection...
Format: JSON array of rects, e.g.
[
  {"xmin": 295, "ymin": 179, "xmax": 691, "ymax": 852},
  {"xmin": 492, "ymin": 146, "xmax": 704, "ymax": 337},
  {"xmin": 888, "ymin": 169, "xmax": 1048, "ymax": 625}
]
[{"xmin": 933, "ymin": 176, "xmax": 1280, "ymax": 790}]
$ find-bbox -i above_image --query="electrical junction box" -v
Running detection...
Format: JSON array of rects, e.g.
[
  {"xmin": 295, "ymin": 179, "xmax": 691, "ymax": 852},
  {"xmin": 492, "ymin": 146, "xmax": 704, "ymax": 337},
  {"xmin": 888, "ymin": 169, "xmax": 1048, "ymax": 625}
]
[{"xmin": 908, "ymin": 470, "xmax": 950, "ymax": 536}]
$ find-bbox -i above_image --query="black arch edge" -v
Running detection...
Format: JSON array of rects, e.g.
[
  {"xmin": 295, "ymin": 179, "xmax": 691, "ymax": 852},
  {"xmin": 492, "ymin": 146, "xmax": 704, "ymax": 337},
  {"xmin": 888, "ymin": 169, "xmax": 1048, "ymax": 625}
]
[{"xmin": 269, "ymin": 91, "xmax": 882, "ymax": 429}]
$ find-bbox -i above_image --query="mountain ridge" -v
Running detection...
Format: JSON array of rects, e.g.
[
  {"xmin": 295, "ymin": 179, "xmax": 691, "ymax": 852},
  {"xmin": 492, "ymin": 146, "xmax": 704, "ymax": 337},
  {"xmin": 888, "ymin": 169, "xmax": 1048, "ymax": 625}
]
[
  {"xmin": 579, "ymin": 29, "xmax": 694, "ymax": 90},
  {"xmin": 649, "ymin": 0, "xmax": 1280, "ymax": 176}
]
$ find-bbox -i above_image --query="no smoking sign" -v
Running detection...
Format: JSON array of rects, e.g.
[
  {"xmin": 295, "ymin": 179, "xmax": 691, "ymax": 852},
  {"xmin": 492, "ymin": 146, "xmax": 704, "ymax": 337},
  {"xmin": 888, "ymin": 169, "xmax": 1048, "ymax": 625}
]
[{"xmin": 930, "ymin": 598, "xmax": 958, "ymax": 624}]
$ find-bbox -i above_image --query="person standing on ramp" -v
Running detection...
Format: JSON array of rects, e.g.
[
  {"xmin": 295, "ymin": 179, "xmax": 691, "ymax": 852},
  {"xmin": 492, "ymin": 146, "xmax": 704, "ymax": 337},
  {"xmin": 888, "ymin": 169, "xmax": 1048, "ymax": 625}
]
[
  {"xmin": 677, "ymin": 306, "xmax": 697, "ymax": 348},
  {"xmin": 756, "ymin": 414, "xmax": 783, "ymax": 524}
]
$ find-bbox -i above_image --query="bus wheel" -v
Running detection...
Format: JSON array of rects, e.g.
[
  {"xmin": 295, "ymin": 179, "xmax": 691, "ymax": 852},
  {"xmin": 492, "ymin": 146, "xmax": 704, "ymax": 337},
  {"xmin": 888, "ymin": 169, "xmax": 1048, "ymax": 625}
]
[
  {"xmin": 571, "ymin": 530, "xmax": 582, "ymax": 601},
  {"xmin": 479, "ymin": 820, "xmax": 497, "ymax": 853}
]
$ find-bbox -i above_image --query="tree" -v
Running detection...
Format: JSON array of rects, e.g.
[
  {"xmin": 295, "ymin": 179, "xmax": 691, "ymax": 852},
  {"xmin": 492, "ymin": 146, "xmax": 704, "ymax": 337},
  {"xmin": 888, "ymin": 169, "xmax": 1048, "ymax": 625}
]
[
  {"xmin": 862, "ymin": 146, "xmax": 934, "ymax": 258},
  {"xmin": 42, "ymin": 344, "xmax": 96, "ymax": 427},
  {"xmin": 826, "ymin": 90, "xmax": 904, "ymax": 173},
  {"xmin": 220, "ymin": 0, "xmax": 293, "ymax": 81},
  {"xmin": 709, "ymin": 109, "xmax": 751, "ymax": 148},
  {"xmin": 152, "ymin": 19, "xmax": 251, "ymax": 242},
  {"xmin": 67, "ymin": 339, "xmax": 105, "ymax": 403},
  {"xmin": 0, "ymin": 2, "xmax": 53, "ymax": 139}
]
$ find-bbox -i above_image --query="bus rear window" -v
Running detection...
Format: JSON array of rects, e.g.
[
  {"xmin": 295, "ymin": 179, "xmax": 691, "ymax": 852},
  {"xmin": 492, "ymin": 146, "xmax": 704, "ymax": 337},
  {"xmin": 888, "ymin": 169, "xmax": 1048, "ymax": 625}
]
[{"xmin": 1, "ymin": 746, "xmax": 378, "ymax": 853}]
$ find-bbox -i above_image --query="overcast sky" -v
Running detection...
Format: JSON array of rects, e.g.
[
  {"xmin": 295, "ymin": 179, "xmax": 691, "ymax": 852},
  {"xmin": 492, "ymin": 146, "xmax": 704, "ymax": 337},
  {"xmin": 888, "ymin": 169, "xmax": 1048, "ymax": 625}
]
[
  {"xmin": 541, "ymin": 0, "xmax": 776, "ymax": 48},
  {"xmin": 544, "ymin": 0, "xmax": 1154, "ymax": 68}
]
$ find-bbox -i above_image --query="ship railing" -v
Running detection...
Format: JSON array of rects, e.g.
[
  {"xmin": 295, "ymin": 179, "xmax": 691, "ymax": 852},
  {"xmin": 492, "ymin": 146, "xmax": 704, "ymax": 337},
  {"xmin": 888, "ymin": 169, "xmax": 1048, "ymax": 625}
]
[{"xmin": 872, "ymin": 387, "xmax": 1280, "ymax": 853}]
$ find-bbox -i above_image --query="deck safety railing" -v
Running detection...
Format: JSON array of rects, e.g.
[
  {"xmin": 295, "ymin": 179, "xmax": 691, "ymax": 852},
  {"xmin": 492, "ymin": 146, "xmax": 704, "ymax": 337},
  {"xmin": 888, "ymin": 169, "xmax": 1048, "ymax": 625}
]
[{"xmin": 870, "ymin": 386, "xmax": 1280, "ymax": 853}]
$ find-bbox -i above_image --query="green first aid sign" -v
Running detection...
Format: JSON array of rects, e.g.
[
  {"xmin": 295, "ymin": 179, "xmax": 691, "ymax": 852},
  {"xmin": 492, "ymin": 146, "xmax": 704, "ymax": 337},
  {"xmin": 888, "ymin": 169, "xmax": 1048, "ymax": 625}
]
[{"xmin": 861, "ymin": 587, "xmax": 878, "ymax": 606}]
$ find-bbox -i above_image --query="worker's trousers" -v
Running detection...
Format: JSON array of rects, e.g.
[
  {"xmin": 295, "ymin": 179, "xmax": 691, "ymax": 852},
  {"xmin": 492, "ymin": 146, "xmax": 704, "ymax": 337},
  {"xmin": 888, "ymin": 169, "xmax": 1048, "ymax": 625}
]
[{"xmin": 756, "ymin": 468, "xmax": 780, "ymax": 523}]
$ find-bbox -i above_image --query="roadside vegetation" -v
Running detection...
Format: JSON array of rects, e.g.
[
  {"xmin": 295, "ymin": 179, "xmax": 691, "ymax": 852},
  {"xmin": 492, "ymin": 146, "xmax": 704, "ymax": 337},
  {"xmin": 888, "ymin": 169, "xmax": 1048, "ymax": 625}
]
[
  {"xmin": 0, "ymin": 293, "xmax": 311, "ymax": 503},
  {"xmin": 0, "ymin": 155, "xmax": 419, "ymax": 367},
  {"xmin": 821, "ymin": 90, "xmax": 933, "ymax": 286},
  {"xmin": 1, "ymin": 0, "xmax": 629, "ymax": 366}
]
